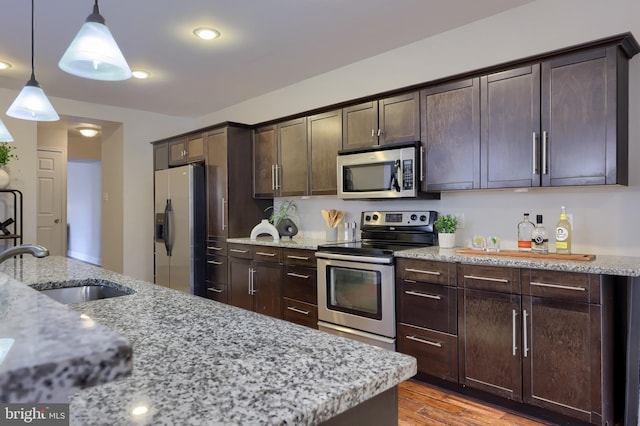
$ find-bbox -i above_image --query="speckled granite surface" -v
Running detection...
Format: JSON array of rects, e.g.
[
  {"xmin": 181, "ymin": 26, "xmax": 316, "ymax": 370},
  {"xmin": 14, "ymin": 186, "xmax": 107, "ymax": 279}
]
[
  {"xmin": 227, "ymin": 236, "xmax": 328, "ymax": 250},
  {"xmin": 0, "ymin": 256, "xmax": 416, "ymax": 425},
  {"xmin": 394, "ymin": 246, "xmax": 640, "ymax": 277},
  {"xmin": 0, "ymin": 267, "xmax": 132, "ymax": 403}
]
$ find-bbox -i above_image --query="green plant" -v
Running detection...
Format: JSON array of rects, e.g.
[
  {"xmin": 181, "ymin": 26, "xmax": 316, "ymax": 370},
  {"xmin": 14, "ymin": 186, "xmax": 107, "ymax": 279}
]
[
  {"xmin": 0, "ymin": 143, "xmax": 18, "ymax": 167},
  {"xmin": 265, "ymin": 200, "xmax": 298, "ymax": 226},
  {"xmin": 434, "ymin": 214, "xmax": 458, "ymax": 233}
]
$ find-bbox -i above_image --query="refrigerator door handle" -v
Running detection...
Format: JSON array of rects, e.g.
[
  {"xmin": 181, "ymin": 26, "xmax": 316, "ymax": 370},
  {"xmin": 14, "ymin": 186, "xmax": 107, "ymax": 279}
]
[{"xmin": 164, "ymin": 199, "xmax": 173, "ymax": 256}]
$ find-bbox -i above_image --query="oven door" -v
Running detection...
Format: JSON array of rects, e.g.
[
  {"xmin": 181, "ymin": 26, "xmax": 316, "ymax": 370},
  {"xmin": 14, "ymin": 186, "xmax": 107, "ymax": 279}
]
[{"xmin": 316, "ymin": 253, "xmax": 395, "ymax": 339}]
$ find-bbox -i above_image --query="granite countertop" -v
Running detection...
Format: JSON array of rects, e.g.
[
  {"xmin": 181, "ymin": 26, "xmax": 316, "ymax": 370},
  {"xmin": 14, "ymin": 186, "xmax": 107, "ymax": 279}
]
[
  {"xmin": 0, "ymin": 267, "xmax": 132, "ymax": 403},
  {"xmin": 0, "ymin": 256, "xmax": 416, "ymax": 425},
  {"xmin": 227, "ymin": 236, "xmax": 328, "ymax": 250}
]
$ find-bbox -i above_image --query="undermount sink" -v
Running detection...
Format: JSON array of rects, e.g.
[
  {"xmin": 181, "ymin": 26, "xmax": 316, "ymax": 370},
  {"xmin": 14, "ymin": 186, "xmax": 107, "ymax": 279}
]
[{"xmin": 34, "ymin": 279, "xmax": 135, "ymax": 304}]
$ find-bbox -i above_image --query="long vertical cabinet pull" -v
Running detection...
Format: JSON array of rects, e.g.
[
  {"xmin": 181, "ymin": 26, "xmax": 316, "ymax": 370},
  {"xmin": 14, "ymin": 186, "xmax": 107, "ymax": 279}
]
[
  {"xmin": 523, "ymin": 309, "xmax": 529, "ymax": 357},
  {"xmin": 271, "ymin": 165, "xmax": 275, "ymax": 190},
  {"xmin": 532, "ymin": 132, "xmax": 538, "ymax": 175},
  {"xmin": 274, "ymin": 165, "xmax": 280, "ymax": 190},
  {"xmin": 248, "ymin": 268, "xmax": 256, "ymax": 295},
  {"xmin": 221, "ymin": 197, "xmax": 226, "ymax": 230},
  {"xmin": 512, "ymin": 309, "xmax": 518, "ymax": 356},
  {"xmin": 542, "ymin": 131, "xmax": 548, "ymax": 175}
]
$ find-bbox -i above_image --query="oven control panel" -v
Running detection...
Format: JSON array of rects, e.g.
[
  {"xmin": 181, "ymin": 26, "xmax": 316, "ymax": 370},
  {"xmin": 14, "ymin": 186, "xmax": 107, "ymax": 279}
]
[{"xmin": 361, "ymin": 210, "xmax": 436, "ymax": 227}]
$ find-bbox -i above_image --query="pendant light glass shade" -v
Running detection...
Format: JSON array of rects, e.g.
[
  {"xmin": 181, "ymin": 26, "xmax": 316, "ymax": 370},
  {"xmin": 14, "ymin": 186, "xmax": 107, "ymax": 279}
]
[
  {"xmin": 58, "ymin": 1, "xmax": 131, "ymax": 81},
  {"xmin": 0, "ymin": 119, "xmax": 14, "ymax": 142},
  {"xmin": 6, "ymin": 0, "xmax": 59, "ymax": 122}
]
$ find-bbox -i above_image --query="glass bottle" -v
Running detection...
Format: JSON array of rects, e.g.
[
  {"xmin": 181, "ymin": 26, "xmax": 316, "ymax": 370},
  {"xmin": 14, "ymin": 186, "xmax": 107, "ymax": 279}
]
[
  {"xmin": 517, "ymin": 213, "xmax": 535, "ymax": 252},
  {"xmin": 531, "ymin": 214, "xmax": 548, "ymax": 254},
  {"xmin": 555, "ymin": 206, "xmax": 572, "ymax": 255}
]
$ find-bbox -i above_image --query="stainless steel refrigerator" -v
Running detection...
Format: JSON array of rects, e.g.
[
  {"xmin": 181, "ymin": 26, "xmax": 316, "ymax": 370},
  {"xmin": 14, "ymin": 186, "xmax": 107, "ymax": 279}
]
[{"xmin": 154, "ymin": 163, "xmax": 205, "ymax": 295}]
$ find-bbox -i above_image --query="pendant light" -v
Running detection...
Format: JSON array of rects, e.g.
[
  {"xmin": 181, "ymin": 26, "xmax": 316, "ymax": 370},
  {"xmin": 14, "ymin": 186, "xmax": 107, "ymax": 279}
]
[
  {"xmin": 6, "ymin": 0, "xmax": 59, "ymax": 121},
  {"xmin": 0, "ymin": 120, "xmax": 14, "ymax": 142},
  {"xmin": 58, "ymin": 0, "xmax": 131, "ymax": 81}
]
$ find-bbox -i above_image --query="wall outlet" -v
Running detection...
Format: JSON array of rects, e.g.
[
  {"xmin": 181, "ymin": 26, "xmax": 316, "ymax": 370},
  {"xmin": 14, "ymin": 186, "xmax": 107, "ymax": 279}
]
[{"xmin": 455, "ymin": 213, "xmax": 465, "ymax": 229}]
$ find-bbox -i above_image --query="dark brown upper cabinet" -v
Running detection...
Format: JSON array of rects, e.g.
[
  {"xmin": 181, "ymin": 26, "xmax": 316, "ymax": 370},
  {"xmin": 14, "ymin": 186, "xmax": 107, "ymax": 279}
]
[
  {"xmin": 168, "ymin": 134, "xmax": 205, "ymax": 166},
  {"xmin": 342, "ymin": 91, "xmax": 420, "ymax": 151},
  {"xmin": 253, "ymin": 118, "xmax": 308, "ymax": 198},
  {"xmin": 421, "ymin": 78, "xmax": 481, "ymax": 191},
  {"xmin": 308, "ymin": 109, "xmax": 342, "ymax": 195},
  {"xmin": 153, "ymin": 141, "xmax": 169, "ymax": 171}
]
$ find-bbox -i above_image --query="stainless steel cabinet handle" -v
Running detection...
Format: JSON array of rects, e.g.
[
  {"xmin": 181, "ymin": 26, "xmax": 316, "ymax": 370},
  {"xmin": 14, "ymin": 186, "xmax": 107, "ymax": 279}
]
[
  {"xmin": 255, "ymin": 251, "xmax": 276, "ymax": 257},
  {"xmin": 248, "ymin": 268, "xmax": 255, "ymax": 295},
  {"xmin": 404, "ymin": 290, "xmax": 441, "ymax": 300},
  {"xmin": 512, "ymin": 309, "xmax": 518, "ymax": 356},
  {"xmin": 286, "ymin": 306, "xmax": 310, "ymax": 315},
  {"xmin": 287, "ymin": 272, "xmax": 310, "ymax": 279},
  {"xmin": 207, "ymin": 260, "xmax": 222, "ymax": 265},
  {"xmin": 221, "ymin": 197, "xmax": 226, "ymax": 230},
  {"xmin": 530, "ymin": 281, "xmax": 586, "ymax": 292},
  {"xmin": 207, "ymin": 287, "xmax": 223, "ymax": 293},
  {"xmin": 207, "ymin": 246, "xmax": 223, "ymax": 251},
  {"xmin": 287, "ymin": 255, "xmax": 309, "ymax": 261},
  {"xmin": 542, "ymin": 131, "xmax": 548, "ymax": 175},
  {"xmin": 274, "ymin": 164, "xmax": 280, "ymax": 190},
  {"xmin": 405, "ymin": 268, "xmax": 441, "ymax": 276},
  {"xmin": 371, "ymin": 129, "xmax": 375, "ymax": 137},
  {"xmin": 464, "ymin": 274, "xmax": 509, "ymax": 283},
  {"xmin": 403, "ymin": 279, "xmax": 417, "ymax": 284},
  {"xmin": 230, "ymin": 248, "xmax": 249, "ymax": 254},
  {"xmin": 523, "ymin": 309, "xmax": 529, "ymax": 358},
  {"xmin": 406, "ymin": 335, "xmax": 442, "ymax": 348},
  {"xmin": 377, "ymin": 128, "xmax": 382, "ymax": 137},
  {"xmin": 532, "ymin": 132, "xmax": 538, "ymax": 175},
  {"xmin": 271, "ymin": 164, "xmax": 275, "ymax": 190}
]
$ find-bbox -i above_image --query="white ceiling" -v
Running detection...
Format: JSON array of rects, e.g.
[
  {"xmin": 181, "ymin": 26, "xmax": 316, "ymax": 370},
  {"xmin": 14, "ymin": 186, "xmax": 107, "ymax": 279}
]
[{"xmin": 0, "ymin": 0, "xmax": 533, "ymax": 119}]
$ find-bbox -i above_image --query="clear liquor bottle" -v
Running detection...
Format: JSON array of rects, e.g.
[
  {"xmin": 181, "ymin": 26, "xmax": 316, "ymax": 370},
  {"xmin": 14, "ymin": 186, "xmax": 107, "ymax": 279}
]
[
  {"xmin": 517, "ymin": 213, "xmax": 534, "ymax": 252},
  {"xmin": 531, "ymin": 214, "xmax": 548, "ymax": 254}
]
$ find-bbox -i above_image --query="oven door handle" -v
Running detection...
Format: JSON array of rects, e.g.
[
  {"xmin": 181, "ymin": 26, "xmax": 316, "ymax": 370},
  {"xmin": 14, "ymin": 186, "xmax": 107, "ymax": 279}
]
[
  {"xmin": 317, "ymin": 321, "xmax": 396, "ymax": 345},
  {"xmin": 315, "ymin": 251, "xmax": 394, "ymax": 264}
]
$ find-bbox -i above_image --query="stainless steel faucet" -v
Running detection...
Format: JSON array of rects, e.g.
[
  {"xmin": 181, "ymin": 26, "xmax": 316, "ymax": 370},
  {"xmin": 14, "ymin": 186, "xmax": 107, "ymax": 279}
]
[{"xmin": 0, "ymin": 244, "xmax": 49, "ymax": 264}]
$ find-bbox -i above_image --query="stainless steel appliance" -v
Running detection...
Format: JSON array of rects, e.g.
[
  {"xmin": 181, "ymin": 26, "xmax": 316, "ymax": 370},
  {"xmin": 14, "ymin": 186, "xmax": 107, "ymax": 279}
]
[
  {"xmin": 337, "ymin": 143, "xmax": 438, "ymax": 200},
  {"xmin": 154, "ymin": 163, "xmax": 206, "ymax": 295},
  {"xmin": 316, "ymin": 210, "xmax": 437, "ymax": 350}
]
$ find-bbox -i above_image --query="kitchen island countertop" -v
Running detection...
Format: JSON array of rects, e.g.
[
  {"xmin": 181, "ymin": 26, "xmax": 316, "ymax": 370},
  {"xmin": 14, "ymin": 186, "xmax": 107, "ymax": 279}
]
[{"xmin": 0, "ymin": 256, "xmax": 416, "ymax": 425}]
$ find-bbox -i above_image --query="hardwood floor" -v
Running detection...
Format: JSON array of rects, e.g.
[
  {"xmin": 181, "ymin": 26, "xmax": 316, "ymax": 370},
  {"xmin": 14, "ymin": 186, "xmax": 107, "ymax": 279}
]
[{"xmin": 398, "ymin": 380, "xmax": 551, "ymax": 426}]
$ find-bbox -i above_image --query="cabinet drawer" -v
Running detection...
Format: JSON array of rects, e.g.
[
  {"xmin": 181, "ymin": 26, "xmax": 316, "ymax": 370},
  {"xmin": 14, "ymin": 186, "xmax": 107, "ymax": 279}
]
[
  {"xmin": 284, "ymin": 248, "xmax": 316, "ymax": 267},
  {"xmin": 397, "ymin": 258, "xmax": 455, "ymax": 286},
  {"xmin": 397, "ymin": 323, "xmax": 457, "ymax": 383},
  {"xmin": 397, "ymin": 279, "xmax": 457, "ymax": 334},
  {"xmin": 206, "ymin": 255, "xmax": 227, "ymax": 284},
  {"xmin": 522, "ymin": 269, "xmax": 602, "ymax": 304},
  {"xmin": 228, "ymin": 244, "xmax": 253, "ymax": 259},
  {"xmin": 205, "ymin": 282, "xmax": 228, "ymax": 304},
  {"xmin": 283, "ymin": 298, "xmax": 318, "ymax": 329},
  {"xmin": 458, "ymin": 264, "xmax": 520, "ymax": 294},
  {"xmin": 283, "ymin": 265, "xmax": 317, "ymax": 305},
  {"xmin": 206, "ymin": 239, "xmax": 227, "ymax": 256},
  {"xmin": 253, "ymin": 246, "xmax": 283, "ymax": 263}
]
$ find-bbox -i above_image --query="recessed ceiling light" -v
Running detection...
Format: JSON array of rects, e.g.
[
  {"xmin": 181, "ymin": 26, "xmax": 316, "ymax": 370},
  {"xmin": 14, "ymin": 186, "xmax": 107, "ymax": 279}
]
[
  {"xmin": 193, "ymin": 27, "xmax": 221, "ymax": 41},
  {"xmin": 78, "ymin": 128, "xmax": 99, "ymax": 138},
  {"xmin": 132, "ymin": 70, "xmax": 150, "ymax": 79},
  {"xmin": 0, "ymin": 61, "xmax": 11, "ymax": 70}
]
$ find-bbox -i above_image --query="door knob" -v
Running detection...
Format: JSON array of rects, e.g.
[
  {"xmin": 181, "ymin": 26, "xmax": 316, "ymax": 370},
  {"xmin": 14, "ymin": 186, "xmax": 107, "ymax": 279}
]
[{"xmin": 54, "ymin": 219, "xmax": 60, "ymax": 224}]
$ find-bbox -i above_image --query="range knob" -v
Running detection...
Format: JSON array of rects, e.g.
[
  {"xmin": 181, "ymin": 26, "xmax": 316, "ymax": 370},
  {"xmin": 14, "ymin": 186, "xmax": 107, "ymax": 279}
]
[
  {"xmin": 365, "ymin": 215, "xmax": 371, "ymax": 222},
  {"xmin": 420, "ymin": 215, "xmax": 427, "ymax": 222},
  {"xmin": 410, "ymin": 214, "xmax": 418, "ymax": 221},
  {"xmin": 372, "ymin": 214, "xmax": 379, "ymax": 221}
]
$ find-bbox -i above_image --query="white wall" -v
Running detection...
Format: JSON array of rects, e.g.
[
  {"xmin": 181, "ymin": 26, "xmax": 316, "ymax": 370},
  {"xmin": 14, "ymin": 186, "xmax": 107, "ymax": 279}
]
[
  {"xmin": 197, "ymin": 0, "xmax": 640, "ymax": 257},
  {"xmin": 67, "ymin": 159, "xmax": 101, "ymax": 265}
]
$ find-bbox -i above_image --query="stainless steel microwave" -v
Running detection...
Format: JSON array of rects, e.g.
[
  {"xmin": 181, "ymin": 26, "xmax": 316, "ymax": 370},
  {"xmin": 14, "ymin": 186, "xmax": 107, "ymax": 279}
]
[{"xmin": 337, "ymin": 143, "xmax": 422, "ymax": 199}]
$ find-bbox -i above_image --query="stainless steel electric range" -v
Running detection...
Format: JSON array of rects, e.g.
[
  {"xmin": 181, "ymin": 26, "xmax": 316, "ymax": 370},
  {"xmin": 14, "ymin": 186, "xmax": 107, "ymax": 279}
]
[{"xmin": 316, "ymin": 210, "xmax": 437, "ymax": 350}]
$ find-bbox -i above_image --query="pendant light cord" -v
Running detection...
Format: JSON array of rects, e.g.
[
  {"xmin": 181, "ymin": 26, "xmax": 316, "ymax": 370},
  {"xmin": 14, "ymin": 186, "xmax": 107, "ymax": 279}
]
[{"xmin": 30, "ymin": 0, "xmax": 35, "ymax": 80}]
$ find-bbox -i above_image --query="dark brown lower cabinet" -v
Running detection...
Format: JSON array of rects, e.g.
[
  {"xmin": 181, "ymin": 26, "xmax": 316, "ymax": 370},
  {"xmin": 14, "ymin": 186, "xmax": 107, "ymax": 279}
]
[
  {"xmin": 397, "ymin": 323, "xmax": 457, "ymax": 383},
  {"xmin": 282, "ymin": 249, "xmax": 318, "ymax": 329}
]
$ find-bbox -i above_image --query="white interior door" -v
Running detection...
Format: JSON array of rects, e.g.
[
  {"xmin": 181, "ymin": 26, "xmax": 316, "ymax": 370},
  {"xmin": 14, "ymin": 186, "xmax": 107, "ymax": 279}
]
[{"xmin": 37, "ymin": 149, "xmax": 65, "ymax": 256}]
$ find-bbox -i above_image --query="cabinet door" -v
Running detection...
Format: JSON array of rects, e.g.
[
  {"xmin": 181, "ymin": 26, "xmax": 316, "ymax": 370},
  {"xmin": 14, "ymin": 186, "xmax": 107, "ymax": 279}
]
[
  {"xmin": 379, "ymin": 91, "xmax": 420, "ymax": 145},
  {"xmin": 481, "ymin": 65, "xmax": 541, "ymax": 188},
  {"xmin": 253, "ymin": 125, "xmax": 277, "ymax": 198},
  {"xmin": 421, "ymin": 78, "xmax": 480, "ymax": 191},
  {"xmin": 206, "ymin": 128, "xmax": 228, "ymax": 238},
  {"xmin": 541, "ymin": 46, "xmax": 621, "ymax": 186},
  {"xmin": 278, "ymin": 117, "xmax": 308, "ymax": 196},
  {"xmin": 458, "ymin": 288, "xmax": 522, "ymax": 401},
  {"xmin": 342, "ymin": 101, "xmax": 378, "ymax": 150},
  {"xmin": 168, "ymin": 137, "xmax": 187, "ymax": 166},
  {"xmin": 523, "ymin": 295, "xmax": 600, "ymax": 423},
  {"xmin": 254, "ymin": 261, "xmax": 283, "ymax": 319},
  {"xmin": 228, "ymin": 257, "xmax": 253, "ymax": 311},
  {"xmin": 186, "ymin": 134, "xmax": 205, "ymax": 163},
  {"xmin": 153, "ymin": 142, "xmax": 169, "ymax": 171},
  {"xmin": 308, "ymin": 110, "xmax": 341, "ymax": 195}
]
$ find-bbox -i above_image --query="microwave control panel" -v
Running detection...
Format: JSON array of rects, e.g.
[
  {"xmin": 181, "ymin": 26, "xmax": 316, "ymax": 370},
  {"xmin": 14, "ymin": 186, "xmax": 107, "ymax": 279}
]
[{"xmin": 401, "ymin": 159, "xmax": 413, "ymax": 190}]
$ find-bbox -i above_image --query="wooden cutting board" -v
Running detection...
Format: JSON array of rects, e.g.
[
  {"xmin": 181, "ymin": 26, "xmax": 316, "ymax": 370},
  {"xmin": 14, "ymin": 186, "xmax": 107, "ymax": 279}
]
[{"xmin": 455, "ymin": 248, "xmax": 596, "ymax": 261}]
